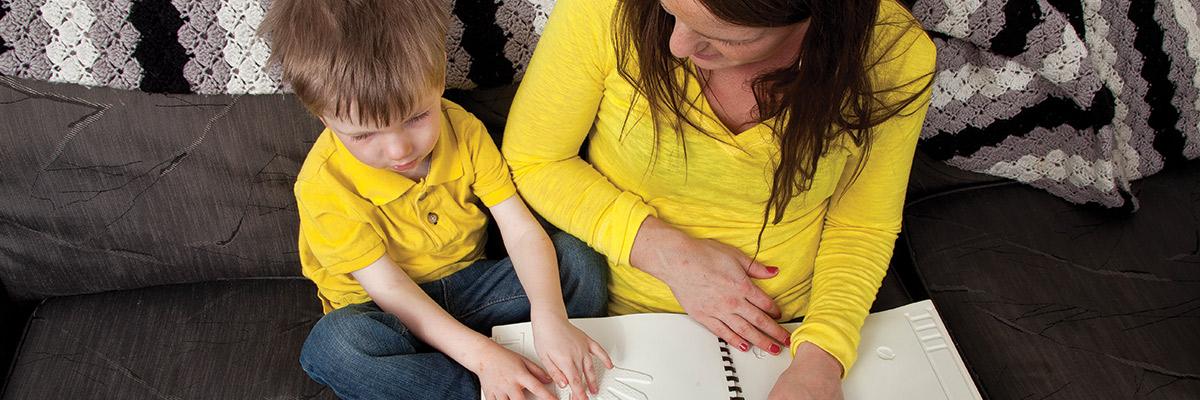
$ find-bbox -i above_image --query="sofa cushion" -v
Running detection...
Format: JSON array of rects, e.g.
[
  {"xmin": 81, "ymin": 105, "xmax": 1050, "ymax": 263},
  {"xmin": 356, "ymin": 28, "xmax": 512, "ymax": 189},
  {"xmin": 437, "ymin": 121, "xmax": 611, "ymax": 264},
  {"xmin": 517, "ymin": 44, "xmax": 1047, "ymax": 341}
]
[
  {"xmin": 0, "ymin": 77, "xmax": 321, "ymax": 300},
  {"xmin": 905, "ymin": 149, "xmax": 1007, "ymax": 202},
  {"xmin": 902, "ymin": 159, "xmax": 1200, "ymax": 399},
  {"xmin": 1, "ymin": 278, "xmax": 334, "ymax": 399},
  {"xmin": 0, "ymin": 274, "xmax": 911, "ymax": 400}
]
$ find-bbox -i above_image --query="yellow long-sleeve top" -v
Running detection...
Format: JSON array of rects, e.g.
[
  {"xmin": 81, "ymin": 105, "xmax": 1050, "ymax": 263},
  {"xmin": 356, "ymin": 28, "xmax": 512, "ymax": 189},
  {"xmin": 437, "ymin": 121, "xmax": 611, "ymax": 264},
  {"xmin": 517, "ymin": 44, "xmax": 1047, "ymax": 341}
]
[{"xmin": 502, "ymin": 0, "xmax": 935, "ymax": 373}]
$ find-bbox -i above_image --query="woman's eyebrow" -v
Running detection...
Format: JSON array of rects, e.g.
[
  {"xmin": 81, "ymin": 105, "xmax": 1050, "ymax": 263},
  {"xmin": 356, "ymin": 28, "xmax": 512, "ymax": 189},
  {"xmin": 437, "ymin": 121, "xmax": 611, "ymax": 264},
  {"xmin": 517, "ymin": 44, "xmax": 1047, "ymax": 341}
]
[{"xmin": 658, "ymin": 1, "xmax": 759, "ymax": 42}]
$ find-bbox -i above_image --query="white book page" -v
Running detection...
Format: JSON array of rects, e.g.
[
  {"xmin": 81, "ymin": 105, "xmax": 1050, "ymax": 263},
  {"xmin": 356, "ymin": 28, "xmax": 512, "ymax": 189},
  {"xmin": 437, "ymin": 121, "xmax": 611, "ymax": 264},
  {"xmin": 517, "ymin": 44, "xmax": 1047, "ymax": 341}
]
[
  {"xmin": 492, "ymin": 313, "xmax": 734, "ymax": 400},
  {"xmin": 490, "ymin": 301, "xmax": 980, "ymax": 400},
  {"xmin": 729, "ymin": 300, "xmax": 982, "ymax": 400}
]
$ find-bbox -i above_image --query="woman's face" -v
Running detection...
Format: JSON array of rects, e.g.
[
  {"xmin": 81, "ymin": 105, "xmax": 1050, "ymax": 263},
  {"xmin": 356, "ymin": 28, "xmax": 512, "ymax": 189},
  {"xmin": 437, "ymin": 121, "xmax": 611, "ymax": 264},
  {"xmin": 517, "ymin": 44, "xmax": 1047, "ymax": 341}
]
[{"xmin": 660, "ymin": 0, "xmax": 806, "ymax": 71}]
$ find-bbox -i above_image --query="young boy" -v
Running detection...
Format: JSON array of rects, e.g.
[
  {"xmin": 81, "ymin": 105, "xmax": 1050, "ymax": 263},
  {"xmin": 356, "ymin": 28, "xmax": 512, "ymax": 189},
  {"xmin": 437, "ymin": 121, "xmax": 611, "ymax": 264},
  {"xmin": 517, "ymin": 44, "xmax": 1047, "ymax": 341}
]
[{"xmin": 260, "ymin": 1, "xmax": 612, "ymax": 399}]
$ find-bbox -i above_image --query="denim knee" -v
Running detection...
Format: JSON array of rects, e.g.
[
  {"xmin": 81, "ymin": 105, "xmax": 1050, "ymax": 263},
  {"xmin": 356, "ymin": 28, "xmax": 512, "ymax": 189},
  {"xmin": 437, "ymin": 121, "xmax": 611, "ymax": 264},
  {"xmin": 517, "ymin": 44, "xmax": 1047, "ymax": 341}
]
[
  {"xmin": 551, "ymin": 231, "xmax": 610, "ymax": 317},
  {"xmin": 299, "ymin": 304, "xmax": 415, "ymax": 382}
]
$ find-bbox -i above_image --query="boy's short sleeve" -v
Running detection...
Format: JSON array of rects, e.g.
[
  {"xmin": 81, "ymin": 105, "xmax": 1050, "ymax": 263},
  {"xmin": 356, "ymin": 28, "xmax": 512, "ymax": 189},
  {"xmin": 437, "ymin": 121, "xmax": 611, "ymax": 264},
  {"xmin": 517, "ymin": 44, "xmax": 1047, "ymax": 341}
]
[
  {"xmin": 458, "ymin": 112, "xmax": 517, "ymax": 207},
  {"xmin": 296, "ymin": 186, "xmax": 387, "ymax": 275}
]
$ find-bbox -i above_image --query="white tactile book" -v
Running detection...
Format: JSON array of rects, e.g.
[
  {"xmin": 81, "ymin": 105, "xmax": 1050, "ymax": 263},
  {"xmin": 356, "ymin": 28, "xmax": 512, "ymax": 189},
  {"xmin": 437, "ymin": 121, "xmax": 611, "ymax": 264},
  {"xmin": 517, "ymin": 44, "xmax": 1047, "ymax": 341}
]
[{"xmin": 488, "ymin": 300, "xmax": 981, "ymax": 400}]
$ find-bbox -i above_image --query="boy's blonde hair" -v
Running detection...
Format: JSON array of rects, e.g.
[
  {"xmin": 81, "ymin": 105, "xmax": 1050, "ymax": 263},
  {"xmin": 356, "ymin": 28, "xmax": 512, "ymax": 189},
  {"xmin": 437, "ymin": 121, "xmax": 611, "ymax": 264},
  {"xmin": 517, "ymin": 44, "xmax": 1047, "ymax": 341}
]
[{"xmin": 260, "ymin": 0, "xmax": 448, "ymax": 127}]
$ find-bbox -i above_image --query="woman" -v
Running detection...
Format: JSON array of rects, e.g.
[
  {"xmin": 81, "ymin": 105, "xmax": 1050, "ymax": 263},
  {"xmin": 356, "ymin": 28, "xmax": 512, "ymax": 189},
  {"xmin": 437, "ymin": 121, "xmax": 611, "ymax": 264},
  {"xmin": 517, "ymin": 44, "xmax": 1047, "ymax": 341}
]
[{"xmin": 502, "ymin": 0, "xmax": 935, "ymax": 397}]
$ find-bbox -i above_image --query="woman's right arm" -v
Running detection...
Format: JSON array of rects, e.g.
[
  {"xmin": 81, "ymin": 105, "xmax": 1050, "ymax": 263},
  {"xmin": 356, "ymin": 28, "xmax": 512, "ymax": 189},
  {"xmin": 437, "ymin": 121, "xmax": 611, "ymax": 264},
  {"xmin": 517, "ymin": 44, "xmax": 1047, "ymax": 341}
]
[
  {"xmin": 503, "ymin": 0, "xmax": 655, "ymax": 267},
  {"xmin": 503, "ymin": 0, "xmax": 789, "ymax": 353}
]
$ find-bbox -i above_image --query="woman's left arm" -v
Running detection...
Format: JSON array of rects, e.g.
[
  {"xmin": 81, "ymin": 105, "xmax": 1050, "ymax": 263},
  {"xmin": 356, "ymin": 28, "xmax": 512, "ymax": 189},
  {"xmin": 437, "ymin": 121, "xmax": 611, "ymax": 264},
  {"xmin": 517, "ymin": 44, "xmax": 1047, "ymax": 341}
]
[{"xmin": 770, "ymin": 19, "xmax": 937, "ymax": 399}]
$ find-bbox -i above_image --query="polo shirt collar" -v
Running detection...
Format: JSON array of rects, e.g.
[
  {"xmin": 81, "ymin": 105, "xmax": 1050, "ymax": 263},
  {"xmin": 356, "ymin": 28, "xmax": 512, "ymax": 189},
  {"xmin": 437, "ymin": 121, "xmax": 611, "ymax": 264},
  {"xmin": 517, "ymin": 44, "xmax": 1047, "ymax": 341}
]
[{"xmin": 331, "ymin": 106, "xmax": 464, "ymax": 206}]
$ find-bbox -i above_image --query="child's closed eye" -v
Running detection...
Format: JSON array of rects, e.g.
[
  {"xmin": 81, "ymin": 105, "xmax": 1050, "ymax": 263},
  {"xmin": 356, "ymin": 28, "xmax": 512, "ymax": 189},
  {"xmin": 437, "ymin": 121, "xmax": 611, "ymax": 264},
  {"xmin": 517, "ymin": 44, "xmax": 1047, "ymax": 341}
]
[
  {"xmin": 351, "ymin": 132, "xmax": 375, "ymax": 142},
  {"xmin": 406, "ymin": 111, "xmax": 431, "ymax": 125}
]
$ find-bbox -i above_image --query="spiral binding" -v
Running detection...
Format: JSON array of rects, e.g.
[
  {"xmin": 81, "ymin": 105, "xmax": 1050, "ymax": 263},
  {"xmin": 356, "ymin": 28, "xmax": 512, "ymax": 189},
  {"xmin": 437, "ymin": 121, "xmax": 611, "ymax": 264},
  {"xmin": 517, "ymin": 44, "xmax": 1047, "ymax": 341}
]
[{"xmin": 717, "ymin": 339, "xmax": 745, "ymax": 400}]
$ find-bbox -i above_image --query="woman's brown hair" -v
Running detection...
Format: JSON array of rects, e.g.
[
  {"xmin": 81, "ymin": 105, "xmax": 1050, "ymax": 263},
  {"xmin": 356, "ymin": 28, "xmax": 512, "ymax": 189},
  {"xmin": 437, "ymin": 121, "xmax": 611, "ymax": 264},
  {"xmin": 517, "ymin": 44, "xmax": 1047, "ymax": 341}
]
[{"xmin": 613, "ymin": 0, "xmax": 933, "ymax": 225}]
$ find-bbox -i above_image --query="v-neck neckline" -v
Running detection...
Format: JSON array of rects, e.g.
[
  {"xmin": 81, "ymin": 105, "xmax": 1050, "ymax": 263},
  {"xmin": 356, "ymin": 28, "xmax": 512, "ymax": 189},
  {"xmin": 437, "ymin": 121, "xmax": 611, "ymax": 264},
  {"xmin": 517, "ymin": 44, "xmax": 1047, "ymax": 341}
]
[{"xmin": 685, "ymin": 65, "xmax": 774, "ymax": 149}]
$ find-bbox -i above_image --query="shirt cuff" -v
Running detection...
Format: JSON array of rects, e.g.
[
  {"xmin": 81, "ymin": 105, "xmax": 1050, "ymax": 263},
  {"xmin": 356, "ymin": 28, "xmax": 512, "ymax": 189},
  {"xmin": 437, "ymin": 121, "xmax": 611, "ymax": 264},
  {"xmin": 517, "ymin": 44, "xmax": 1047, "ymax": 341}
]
[
  {"xmin": 477, "ymin": 181, "xmax": 518, "ymax": 208},
  {"xmin": 790, "ymin": 320, "xmax": 857, "ymax": 379},
  {"xmin": 323, "ymin": 241, "xmax": 388, "ymax": 276},
  {"xmin": 611, "ymin": 193, "xmax": 657, "ymax": 267}
]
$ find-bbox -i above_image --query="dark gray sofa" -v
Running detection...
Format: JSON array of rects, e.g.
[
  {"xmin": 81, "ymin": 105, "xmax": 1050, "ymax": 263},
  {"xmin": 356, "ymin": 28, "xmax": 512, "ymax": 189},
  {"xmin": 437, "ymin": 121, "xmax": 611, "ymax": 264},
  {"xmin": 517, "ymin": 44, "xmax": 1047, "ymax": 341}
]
[{"xmin": 1, "ymin": 73, "xmax": 1197, "ymax": 399}]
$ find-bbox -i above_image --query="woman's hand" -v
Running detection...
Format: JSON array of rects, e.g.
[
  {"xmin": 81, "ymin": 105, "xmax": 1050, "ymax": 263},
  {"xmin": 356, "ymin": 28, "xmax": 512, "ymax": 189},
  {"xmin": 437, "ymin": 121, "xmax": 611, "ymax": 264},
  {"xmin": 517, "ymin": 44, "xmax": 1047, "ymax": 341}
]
[
  {"xmin": 767, "ymin": 342, "xmax": 845, "ymax": 400},
  {"xmin": 472, "ymin": 341, "xmax": 557, "ymax": 400},
  {"xmin": 629, "ymin": 216, "xmax": 791, "ymax": 355},
  {"xmin": 532, "ymin": 313, "xmax": 614, "ymax": 400}
]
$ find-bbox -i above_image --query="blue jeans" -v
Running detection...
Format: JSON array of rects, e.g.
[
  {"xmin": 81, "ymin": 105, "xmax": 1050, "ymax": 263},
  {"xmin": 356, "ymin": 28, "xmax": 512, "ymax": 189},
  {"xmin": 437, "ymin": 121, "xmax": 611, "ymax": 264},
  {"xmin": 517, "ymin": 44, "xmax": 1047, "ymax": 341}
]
[{"xmin": 299, "ymin": 232, "xmax": 609, "ymax": 400}]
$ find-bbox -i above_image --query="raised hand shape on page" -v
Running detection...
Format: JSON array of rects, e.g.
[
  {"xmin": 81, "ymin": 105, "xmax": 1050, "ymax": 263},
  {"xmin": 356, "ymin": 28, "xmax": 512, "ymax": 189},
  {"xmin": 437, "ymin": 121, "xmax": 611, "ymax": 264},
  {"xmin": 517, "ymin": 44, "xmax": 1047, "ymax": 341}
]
[{"xmin": 552, "ymin": 356, "xmax": 653, "ymax": 400}]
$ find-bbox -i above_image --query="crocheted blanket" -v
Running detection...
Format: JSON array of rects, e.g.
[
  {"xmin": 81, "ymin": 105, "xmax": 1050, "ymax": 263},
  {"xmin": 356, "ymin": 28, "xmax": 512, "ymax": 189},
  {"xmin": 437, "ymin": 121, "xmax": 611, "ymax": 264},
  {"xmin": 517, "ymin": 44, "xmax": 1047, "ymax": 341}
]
[
  {"xmin": 913, "ymin": 0, "xmax": 1200, "ymax": 210},
  {"xmin": 0, "ymin": 0, "xmax": 549, "ymax": 92},
  {"xmin": 2, "ymin": 0, "xmax": 1197, "ymax": 209}
]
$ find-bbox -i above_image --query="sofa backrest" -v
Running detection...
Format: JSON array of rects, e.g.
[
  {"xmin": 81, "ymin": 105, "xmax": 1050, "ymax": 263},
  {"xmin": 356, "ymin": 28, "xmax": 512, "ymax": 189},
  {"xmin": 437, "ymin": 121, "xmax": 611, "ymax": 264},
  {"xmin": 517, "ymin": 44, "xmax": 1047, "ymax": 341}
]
[{"xmin": 0, "ymin": 77, "xmax": 322, "ymax": 301}]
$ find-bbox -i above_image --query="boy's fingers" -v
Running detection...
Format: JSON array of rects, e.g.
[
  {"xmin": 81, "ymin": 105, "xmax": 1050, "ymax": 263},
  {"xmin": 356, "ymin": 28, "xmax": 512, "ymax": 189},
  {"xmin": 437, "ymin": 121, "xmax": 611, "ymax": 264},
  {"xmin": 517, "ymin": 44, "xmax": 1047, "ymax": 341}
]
[
  {"xmin": 528, "ymin": 384, "xmax": 555, "ymax": 400},
  {"xmin": 573, "ymin": 355, "xmax": 588, "ymax": 396},
  {"xmin": 590, "ymin": 340, "xmax": 614, "ymax": 369},
  {"xmin": 524, "ymin": 358, "xmax": 555, "ymax": 386},
  {"xmin": 582, "ymin": 356, "xmax": 600, "ymax": 395},
  {"xmin": 569, "ymin": 365, "xmax": 587, "ymax": 400},
  {"xmin": 541, "ymin": 358, "xmax": 565, "ymax": 387},
  {"xmin": 521, "ymin": 371, "xmax": 556, "ymax": 400}
]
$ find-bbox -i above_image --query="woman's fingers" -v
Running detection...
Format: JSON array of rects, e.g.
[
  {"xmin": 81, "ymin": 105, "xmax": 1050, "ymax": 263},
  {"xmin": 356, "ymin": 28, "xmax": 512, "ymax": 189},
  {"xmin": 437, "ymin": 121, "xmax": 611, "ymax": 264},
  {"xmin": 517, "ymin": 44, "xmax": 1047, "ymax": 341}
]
[
  {"xmin": 699, "ymin": 315, "xmax": 751, "ymax": 352},
  {"xmin": 729, "ymin": 247, "xmax": 782, "ymax": 319},
  {"xmin": 729, "ymin": 309, "xmax": 789, "ymax": 354},
  {"xmin": 742, "ymin": 258, "xmax": 780, "ymax": 279},
  {"xmin": 743, "ymin": 305, "xmax": 791, "ymax": 345},
  {"xmin": 727, "ymin": 312, "xmax": 778, "ymax": 354},
  {"xmin": 743, "ymin": 282, "xmax": 783, "ymax": 319}
]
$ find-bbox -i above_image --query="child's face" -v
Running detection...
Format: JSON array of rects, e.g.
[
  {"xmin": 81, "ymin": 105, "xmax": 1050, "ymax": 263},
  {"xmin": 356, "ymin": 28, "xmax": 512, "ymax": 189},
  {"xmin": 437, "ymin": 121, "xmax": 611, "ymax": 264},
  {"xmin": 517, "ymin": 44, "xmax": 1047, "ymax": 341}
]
[{"xmin": 321, "ymin": 90, "xmax": 442, "ymax": 179}]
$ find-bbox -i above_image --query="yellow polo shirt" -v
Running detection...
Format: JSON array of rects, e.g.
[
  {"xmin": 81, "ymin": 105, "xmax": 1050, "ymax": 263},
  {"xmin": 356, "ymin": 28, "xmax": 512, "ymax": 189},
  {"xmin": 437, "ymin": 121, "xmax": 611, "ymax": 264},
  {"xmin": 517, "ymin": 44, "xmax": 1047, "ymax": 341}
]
[
  {"xmin": 296, "ymin": 99, "xmax": 517, "ymax": 312},
  {"xmin": 503, "ymin": 0, "xmax": 934, "ymax": 373}
]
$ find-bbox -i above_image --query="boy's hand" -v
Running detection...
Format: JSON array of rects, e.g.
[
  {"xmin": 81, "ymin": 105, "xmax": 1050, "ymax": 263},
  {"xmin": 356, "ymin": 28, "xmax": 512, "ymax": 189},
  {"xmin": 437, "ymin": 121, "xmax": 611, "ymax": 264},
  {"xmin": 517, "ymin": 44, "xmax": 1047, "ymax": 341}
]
[
  {"xmin": 532, "ymin": 315, "xmax": 614, "ymax": 400},
  {"xmin": 474, "ymin": 342, "xmax": 557, "ymax": 400}
]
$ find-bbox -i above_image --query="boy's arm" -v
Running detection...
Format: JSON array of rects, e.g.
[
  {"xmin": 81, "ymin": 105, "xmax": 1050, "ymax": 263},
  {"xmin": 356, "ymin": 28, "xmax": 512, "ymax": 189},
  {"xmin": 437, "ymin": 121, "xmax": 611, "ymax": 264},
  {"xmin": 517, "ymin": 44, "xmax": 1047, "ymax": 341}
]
[
  {"xmin": 350, "ymin": 255, "xmax": 556, "ymax": 399},
  {"xmin": 488, "ymin": 194, "xmax": 566, "ymax": 320},
  {"xmin": 489, "ymin": 194, "xmax": 613, "ymax": 398},
  {"xmin": 350, "ymin": 255, "xmax": 491, "ymax": 365}
]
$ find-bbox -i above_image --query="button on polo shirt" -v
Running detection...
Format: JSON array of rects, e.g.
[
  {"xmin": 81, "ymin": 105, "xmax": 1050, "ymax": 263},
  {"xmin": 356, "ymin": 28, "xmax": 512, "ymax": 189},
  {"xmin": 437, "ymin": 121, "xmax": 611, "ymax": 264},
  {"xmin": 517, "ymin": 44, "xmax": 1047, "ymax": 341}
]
[{"xmin": 295, "ymin": 99, "xmax": 517, "ymax": 312}]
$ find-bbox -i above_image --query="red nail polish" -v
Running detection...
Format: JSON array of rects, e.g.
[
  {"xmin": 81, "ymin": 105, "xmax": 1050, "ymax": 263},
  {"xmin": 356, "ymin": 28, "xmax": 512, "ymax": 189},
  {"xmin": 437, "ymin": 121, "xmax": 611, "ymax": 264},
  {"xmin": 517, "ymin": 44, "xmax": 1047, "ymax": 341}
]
[
  {"xmin": 738, "ymin": 342, "xmax": 749, "ymax": 352},
  {"xmin": 765, "ymin": 266, "xmax": 779, "ymax": 274},
  {"xmin": 785, "ymin": 337, "xmax": 792, "ymax": 346},
  {"xmin": 769, "ymin": 344, "xmax": 780, "ymax": 354}
]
